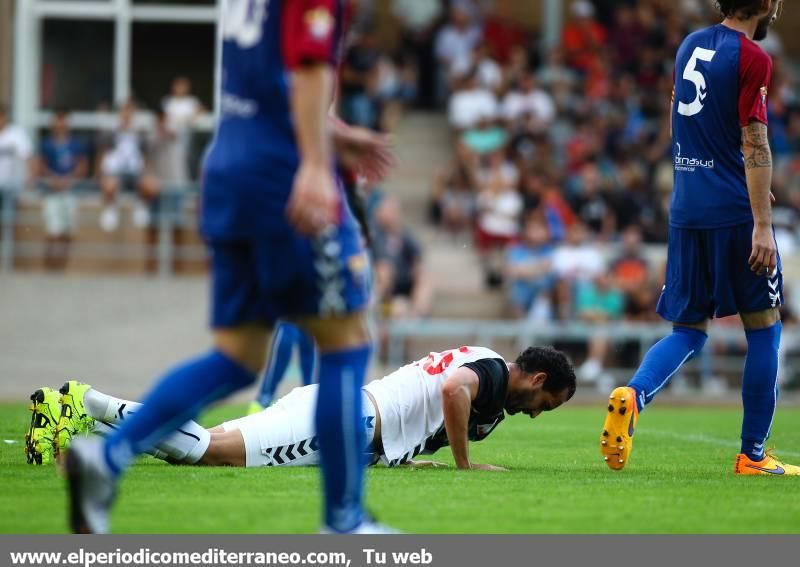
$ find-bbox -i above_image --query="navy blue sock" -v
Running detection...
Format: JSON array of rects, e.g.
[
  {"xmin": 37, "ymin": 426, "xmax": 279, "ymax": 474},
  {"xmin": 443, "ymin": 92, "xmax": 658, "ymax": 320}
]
[
  {"xmin": 256, "ymin": 323, "xmax": 299, "ymax": 407},
  {"xmin": 629, "ymin": 326, "xmax": 708, "ymax": 411},
  {"xmin": 315, "ymin": 345, "xmax": 371, "ymax": 532},
  {"xmin": 741, "ymin": 323, "xmax": 781, "ymax": 461},
  {"xmin": 104, "ymin": 350, "xmax": 256, "ymax": 476},
  {"xmin": 298, "ymin": 330, "xmax": 317, "ymax": 386}
]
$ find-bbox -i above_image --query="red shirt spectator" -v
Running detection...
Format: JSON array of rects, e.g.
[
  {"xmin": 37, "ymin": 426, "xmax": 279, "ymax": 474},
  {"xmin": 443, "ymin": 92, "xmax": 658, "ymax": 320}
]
[{"xmin": 562, "ymin": 1, "xmax": 608, "ymax": 73}]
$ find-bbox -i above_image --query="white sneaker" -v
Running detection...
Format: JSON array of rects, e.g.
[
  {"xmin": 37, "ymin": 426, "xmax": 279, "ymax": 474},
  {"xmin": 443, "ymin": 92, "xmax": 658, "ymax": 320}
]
[
  {"xmin": 100, "ymin": 207, "xmax": 119, "ymax": 232},
  {"xmin": 132, "ymin": 204, "xmax": 150, "ymax": 228},
  {"xmin": 320, "ymin": 516, "xmax": 401, "ymax": 534}
]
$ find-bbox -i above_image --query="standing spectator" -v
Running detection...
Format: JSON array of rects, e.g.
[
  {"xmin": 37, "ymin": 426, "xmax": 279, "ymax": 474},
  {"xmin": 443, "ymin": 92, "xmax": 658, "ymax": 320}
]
[
  {"xmin": 373, "ymin": 197, "xmax": 432, "ymax": 320},
  {"xmin": 163, "ymin": 76, "xmax": 203, "ymax": 136},
  {"xmin": 435, "ymin": 3, "xmax": 482, "ymax": 102},
  {"xmin": 98, "ymin": 101, "xmax": 157, "ymax": 232},
  {"xmin": 38, "ymin": 110, "xmax": 88, "ymax": 270},
  {"xmin": 562, "ymin": 0, "xmax": 608, "ymax": 74},
  {"xmin": 0, "ymin": 104, "xmax": 33, "ymax": 193},
  {"xmin": 505, "ymin": 215, "xmax": 556, "ymax": 320}
]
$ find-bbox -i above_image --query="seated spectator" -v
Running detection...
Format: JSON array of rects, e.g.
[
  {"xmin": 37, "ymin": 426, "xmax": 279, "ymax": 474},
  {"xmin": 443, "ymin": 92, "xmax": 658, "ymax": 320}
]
[
  {"xmin": 374, "ymin": 197, "xmax": 432, "ymax": 320},
  {"xmin": 552, "ymin": 222, "xmax": 605, "ymax": 320},
  {"xmin": 610, "ymin": 225, "xmax": 649, "ymax": 293},
  {"xmin": 482, "ymin": 2, "xmax": 529, "ymax": 65},
  {"xmin": 505, "ymin": 216, "xmax": 556, "ymax": 321},
  {"xmin": 340, "ymin": 29, "xmax": 382, "ymax": 129},
  {"xmin": 37, "ymin": 110, "xmax": 88, "ymax": 270},
  {"xmin": 432, "ymin": 143, "xmax": 479, "ymax": 238},
  {"xmin": 448, "ymin": 70, "xmax": 498, "ymax": 131},
  {"xmin": 0, "ymin": 104, "xmax": 33, "ymax": 194},
  {"xmin": 501, "ymin": 73, "xmax": 556, "ymax": 131},
  {"xmin": 435, "ymin": 2, "xmax": 482, "ymax": 102},
  {"xmin": 576, "ymin": 273, "xmax": 625, "ymax": 386},
  {"xmin": 451, "ymin": 43, "xmax": 503, "ymax": 93},
  {"xmin": 98, "ymin": 101, "xmax": 158, "ymax": 232},
  {"xmin": 562, "ymin": 0, "xmax": 607, "ymax": 74},
  {"xmin": 569, "ymin": 159, "xmax": 617, "ymax": 239}
]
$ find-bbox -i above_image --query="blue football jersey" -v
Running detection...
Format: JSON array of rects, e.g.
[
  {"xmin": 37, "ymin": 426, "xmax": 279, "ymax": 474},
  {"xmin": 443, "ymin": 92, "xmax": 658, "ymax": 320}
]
[
  {"xmin": 202, "ymin": 0, "xmax": 345, "ymax": 239},
  {"xmin": 670, "ymin": 24, "xmax": 772, "ymax": 229}
]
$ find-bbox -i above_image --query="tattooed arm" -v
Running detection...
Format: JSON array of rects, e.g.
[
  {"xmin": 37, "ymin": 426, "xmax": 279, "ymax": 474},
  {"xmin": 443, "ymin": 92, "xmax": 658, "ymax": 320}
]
[{"xmin": 742, "ymin": 121, "xmax": 776, "ymax": 275}]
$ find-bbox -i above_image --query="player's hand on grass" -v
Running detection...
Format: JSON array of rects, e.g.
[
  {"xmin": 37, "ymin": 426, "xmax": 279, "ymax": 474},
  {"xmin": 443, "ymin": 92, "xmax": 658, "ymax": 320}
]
[
  {"xmin": 287, "ymin": 161, "xmax": 338, "ymax": 236},
  {"xmin": 405, "ymin": 460, "xmax": 449, "ymax": 469},
  {"xmin": 749, "ymin": 224, "xmax": 777, "ymax": 276},
  {"xmin": 469, "ymin": 463, "xmax": 508, "ymax": 472}
]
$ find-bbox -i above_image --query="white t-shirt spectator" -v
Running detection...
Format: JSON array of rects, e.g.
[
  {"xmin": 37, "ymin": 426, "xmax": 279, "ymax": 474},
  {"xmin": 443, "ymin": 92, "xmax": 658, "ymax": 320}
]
[
  {"xmin": 435, "ymin": 25, "xmax": 482, "ymax": 70},
  {"xmin": 478, "ymin": 189, "xmax": 523, "ymax": 237},
  {"xmin": 392, "ymin": 0, "xmax": 442, "ymax": 31},
  {"xmin": 448, "ymin": 87, "xmax": 498, "ymax": 129},
  {"xmin": 163, "ymin": 95, "xmax": 201, "ymax": 133},
  {"xmin": 553, "ymin": 244, "xmax": 605, "ymax": 282},
  {"xmin": 452, "ymin": 56, "xmax": 503, "ymax": 90},
  {"xmin": 501, "ymin": 88, "xmax": 557, "ymax": 124},
  {"xmin": 102, "ymin": 130, "xmax": 144, "ymax": 177},
  {"xmin": 0, "ymin": 124, "xmax": 32, "ymax": 189}
]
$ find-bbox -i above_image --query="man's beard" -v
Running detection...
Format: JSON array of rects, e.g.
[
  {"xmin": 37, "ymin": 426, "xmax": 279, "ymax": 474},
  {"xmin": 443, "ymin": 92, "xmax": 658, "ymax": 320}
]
[{"xmin": 754, "ymin": 14, "xmax": 772, "ymax": 41}]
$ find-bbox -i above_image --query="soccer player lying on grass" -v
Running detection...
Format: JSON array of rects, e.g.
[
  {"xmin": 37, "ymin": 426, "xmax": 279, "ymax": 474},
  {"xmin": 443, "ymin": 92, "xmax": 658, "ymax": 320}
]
[{"xmin": 27, "ymin": 346, "xmax": 575, "ymax": 470}]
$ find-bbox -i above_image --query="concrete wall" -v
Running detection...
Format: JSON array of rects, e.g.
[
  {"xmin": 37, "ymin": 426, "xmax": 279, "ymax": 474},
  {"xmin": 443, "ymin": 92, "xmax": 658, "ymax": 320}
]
[{"xmin": 0, "ymin": 0, "xmax": 12, "ymax": 106}]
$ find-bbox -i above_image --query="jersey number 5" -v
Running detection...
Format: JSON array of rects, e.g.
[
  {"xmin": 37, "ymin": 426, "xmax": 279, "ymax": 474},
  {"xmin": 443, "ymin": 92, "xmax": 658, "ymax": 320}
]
[
  {"xmin": 677, "ymin": 47, "xmax": 717, "ymax": 117},
  {"xmin": 223, "ymin": 0, "xmax": 270, "ymax": 49}
]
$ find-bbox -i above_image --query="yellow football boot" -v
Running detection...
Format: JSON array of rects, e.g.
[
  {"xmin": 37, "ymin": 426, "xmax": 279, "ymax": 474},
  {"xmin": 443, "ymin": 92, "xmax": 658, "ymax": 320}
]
[
  {"xmin": 601, "ymin": 386, "xmax": 639, "ymax": 471},
  {"xmin": 55, "ymin": 381, "xmax": 96, "ymax": 461},
  {"xmin": 24, "ymin": 387, "xmax": 61, "ymax": 465},
  {"xmin": 247, "ymin": 401, "xmax": 265, "ymax": 415},
  {"xmin": 734, "ymin": 452, "xmax": 800, "ymax": 476}
]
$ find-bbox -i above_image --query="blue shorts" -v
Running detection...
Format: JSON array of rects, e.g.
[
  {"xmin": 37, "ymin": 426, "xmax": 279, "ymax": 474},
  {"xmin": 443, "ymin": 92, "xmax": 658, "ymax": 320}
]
[
  {"xmin": 209, "ymin": 220, "xmax": 370, "ymax": 329},
  {"xmin": 657, "ymin": 222, "xmax": 783, "ymax": 324}
]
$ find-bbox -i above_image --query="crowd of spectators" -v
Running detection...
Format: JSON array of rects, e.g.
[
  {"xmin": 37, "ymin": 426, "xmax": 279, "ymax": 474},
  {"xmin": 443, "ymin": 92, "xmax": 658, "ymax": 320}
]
[{"xmin": 421, "ymin": 0, "xmax": 799, "ymax": 384}]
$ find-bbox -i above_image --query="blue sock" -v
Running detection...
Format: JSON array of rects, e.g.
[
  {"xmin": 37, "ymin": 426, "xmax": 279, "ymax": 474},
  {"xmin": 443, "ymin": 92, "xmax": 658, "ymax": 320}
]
[
  {"xmin": 741, "ymin": 322, "xmax": 781, "ymax": 461},
  {"xmin": 298, "ymin": 330, "xmax": 317, "ymax": 386},
  {"xmin": 104, "ymin": 350, "xmax": 256, "ymax": 476},
  {"xmin": 256, "ymin": 323, "xmax": 299, "ymax": 407},
  {"xmin": 629, "ymin": 326, "xmax": 708, "ymax": 411},
  {"xmin": 315, "ymin": 345, "xmax": 371, "ymax": 532}
]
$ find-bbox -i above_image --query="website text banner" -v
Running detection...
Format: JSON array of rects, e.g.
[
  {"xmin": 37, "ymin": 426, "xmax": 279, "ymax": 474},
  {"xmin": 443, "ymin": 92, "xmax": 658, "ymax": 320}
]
[{"xmin": 1, "ymin": 536, "xmax": 799, "ymax": 567}]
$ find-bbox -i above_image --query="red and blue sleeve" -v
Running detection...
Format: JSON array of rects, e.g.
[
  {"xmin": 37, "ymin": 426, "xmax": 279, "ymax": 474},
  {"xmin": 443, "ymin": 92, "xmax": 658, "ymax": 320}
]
[
  {"xmin": 738, "ymin": 36, "xmax": 773, "ymax": 127},
  {"xmin": 282, "ymin": 0, "xmax": 342, "ymax": 69}
]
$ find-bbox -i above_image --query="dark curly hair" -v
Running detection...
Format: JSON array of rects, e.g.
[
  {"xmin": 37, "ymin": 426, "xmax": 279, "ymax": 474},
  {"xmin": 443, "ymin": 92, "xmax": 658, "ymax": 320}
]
[
  {"xmin": 515, "ymin": 346, "xmax": 577, "ymax": 401},
  {"xmin": 715, "ymin": 0, "xmax": 769, "ymax": 19}
]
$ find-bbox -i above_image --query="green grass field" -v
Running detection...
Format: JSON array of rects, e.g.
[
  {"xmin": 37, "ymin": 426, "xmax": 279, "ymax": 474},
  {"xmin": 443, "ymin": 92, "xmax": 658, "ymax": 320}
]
[{"xmin": 1, "ymin": 401, "xmax": 799, "ymax": 534}]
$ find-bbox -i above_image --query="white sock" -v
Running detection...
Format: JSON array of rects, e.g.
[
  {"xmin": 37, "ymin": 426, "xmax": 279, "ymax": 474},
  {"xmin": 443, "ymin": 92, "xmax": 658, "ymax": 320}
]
[
  {"xmin": 85, "ymin": 388, "xmax": 210, "ymax": 464},
  {"xmin": 91, "ymin": 418, "xmax": 168, "ymax": 460}
]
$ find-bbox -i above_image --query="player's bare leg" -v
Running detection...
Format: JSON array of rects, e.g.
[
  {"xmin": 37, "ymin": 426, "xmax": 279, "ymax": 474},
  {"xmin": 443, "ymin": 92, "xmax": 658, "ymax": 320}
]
[
  {"xmin": 735, "ymin": 307, "xmax": 800, "ymax": 475},
  {"xmin": 601, "ymin": 320, "xmax": 708, "ymax": 471}
]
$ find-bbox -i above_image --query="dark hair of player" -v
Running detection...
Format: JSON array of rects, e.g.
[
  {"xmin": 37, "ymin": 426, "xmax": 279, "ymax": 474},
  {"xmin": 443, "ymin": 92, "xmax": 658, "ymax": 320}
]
[
  {"xmin": 515, "ymin": 346, "xmax": 577, "ymax": 400},
  {"xmin": 715, "ymin": 0, "xmax": 769, "ymax": 19}
]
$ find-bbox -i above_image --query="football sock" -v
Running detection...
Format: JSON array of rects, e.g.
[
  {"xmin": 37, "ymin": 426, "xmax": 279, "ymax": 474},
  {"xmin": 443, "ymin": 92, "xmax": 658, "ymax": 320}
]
[
  {"xmin": 629, "ymin": 326, "xmax": 708, "ymax": 412},
  {"xmin": 297, "ymin": 329, "xmax": 317, "ymax": 386},
  {"xmin": 86, "ymin": 388, "xmax": 210, "ymax": 463},
  {"xmin": 316, "ymin": 345, "xmax": 371, "ymax": 532},
  {"xmin": 256, "ymin": 323, "xmax": 298, "ymax": 407},
  {"xmin": 103, "ymin": 350, "xmax": 256, "ymax": 476},
  {"xmin": 741, "ymin": 323, "xmax": 781, "ymax": 461},
  {"xmin": 84, "ymin": 388, "xmax": 139, "ymax": 423}
]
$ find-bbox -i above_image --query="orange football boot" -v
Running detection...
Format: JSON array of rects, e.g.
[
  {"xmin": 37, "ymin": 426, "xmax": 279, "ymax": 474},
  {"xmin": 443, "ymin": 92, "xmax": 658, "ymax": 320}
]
[
  {"xmin": 601, "ymin": 386, "xmax": 639, "ymax": 471},
  {"xmin": 734, "ymin": 452, "xmax": 800, "ymax": 476}
]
